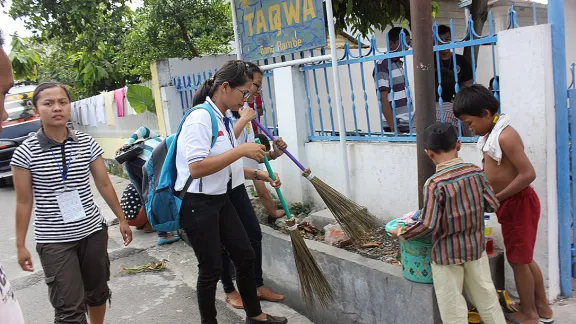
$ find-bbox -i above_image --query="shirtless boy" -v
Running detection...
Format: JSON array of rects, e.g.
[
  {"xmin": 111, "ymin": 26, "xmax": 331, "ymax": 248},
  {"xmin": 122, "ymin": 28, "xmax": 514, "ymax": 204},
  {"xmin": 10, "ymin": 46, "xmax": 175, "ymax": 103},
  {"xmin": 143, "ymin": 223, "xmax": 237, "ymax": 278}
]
[{"xmin": 453, "ymin": 85, "xmax": 553, "ymax": 324}]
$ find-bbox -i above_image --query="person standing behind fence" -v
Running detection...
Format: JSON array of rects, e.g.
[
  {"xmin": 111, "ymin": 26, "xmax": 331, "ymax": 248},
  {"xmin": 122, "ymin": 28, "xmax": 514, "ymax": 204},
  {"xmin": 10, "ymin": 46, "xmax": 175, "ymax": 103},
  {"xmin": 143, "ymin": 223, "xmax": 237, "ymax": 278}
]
[
  {"xmin": 0, "ymin": 28, "xmax": 26, "ymax": 324},
  {"xmin": 434, "ymin": 25, "xmax": 474, "ymax": 137},
  {"xmin": 373, "ymin": 27, "xmax": 413, "ymax": 134},
  {"xmin": 11, "ymin": 83, "xmax": 133, "ymax": 324},
  {"xmin": 176, "ymin": 60, "xmax": 288, "ymax": 324}
]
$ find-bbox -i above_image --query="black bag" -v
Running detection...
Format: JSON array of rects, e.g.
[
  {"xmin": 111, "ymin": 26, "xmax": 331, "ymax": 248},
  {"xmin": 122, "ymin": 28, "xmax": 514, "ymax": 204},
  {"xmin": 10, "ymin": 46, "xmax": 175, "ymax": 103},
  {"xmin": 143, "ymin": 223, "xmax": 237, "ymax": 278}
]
[{"xmin": 115, "ymin": 142, "xmax": 144, "ymax": 164}]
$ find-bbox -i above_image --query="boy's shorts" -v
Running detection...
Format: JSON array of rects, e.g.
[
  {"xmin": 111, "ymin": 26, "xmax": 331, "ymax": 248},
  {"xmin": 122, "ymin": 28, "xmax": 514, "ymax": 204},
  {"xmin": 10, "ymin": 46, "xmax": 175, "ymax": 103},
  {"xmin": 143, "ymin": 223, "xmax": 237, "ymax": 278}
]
[{"xmin": 496, "ymin": 186, "xmax": 540, "ymax": 264}]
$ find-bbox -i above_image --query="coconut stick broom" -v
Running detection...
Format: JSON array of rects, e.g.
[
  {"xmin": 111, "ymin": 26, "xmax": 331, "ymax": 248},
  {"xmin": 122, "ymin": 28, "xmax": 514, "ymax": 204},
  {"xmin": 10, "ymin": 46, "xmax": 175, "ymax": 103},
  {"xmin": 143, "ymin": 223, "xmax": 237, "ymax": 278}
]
[
  {"xmin": 257, "ymin": 138, "xmax": 334, "ymax": 309},
  {"xmin": 254, "ymin": 120, "xmax": 379, "ymax": 242}
]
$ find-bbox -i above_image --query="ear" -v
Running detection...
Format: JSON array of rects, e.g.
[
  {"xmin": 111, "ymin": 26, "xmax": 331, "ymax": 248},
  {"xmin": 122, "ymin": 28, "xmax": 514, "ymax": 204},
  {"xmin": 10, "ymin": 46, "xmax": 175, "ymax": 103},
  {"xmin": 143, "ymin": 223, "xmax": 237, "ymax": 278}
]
[
  {"xmin": 221, "ymin": 81, "xmax": 230, "ymax": 92},
  {"xmin": 424, "ymin": 149, "xmax": 434, "ymax": 160},
  {"xmin": 456, "ymin": 141, "xmax": 462, "ymax": 152}
]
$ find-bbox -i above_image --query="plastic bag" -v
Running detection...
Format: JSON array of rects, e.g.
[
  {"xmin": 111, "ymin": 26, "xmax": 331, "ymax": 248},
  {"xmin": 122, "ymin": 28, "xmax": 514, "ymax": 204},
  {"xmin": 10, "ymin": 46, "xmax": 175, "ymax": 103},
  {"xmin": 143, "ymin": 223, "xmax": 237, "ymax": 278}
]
[{"xmin": 323, "ymin": 224, "xmax": 348, "ymax": 245}]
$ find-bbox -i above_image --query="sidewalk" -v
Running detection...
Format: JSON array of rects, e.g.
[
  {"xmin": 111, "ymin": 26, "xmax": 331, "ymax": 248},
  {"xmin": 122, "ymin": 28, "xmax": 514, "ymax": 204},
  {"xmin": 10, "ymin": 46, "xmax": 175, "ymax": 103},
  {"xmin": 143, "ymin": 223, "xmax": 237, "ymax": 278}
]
[{"xmin": 96, "ymin": 175, "xmax": 313, "ymax": 324}]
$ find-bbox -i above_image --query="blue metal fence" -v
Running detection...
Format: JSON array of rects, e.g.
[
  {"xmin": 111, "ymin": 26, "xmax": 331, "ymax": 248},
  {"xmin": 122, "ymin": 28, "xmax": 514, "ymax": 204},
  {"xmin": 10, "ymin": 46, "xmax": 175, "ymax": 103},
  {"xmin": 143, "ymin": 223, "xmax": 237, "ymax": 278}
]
[
  {"xmin": 567, "ymin": 64, "xmax": 576, "ymax": 282},
  {"xmin": 173, "ymin": 67, "xmax": 278, "ymax": 136},
  {"xmin": 303, "ymin": 5, "xmax": 540, "ymax": 143},
  {"xmin": 172, "ymin": 4, "xmax": 542, "ymax": 143}
]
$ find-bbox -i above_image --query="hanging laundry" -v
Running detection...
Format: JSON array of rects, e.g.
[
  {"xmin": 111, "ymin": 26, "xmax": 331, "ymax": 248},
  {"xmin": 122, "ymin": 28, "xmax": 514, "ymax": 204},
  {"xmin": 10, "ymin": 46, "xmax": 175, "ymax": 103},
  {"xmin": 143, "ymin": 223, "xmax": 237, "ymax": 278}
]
[
  {"xmin": 114, "ymin": 87, "xmax": 126, "ymax": 117},
  {"xmin": 80, "ymin": 99, "xmax": 90, "ymax": 126},
  {"xmin": 124, "ymin": 86, "xmax": 138, "ymax": 115},
  {"xmin": 103, "ymin": 91, "xmax": 116, "ymax": 127},
  {"xmin": 95, "ymin": 94, "xmax": 106, "ymax": 124},
  {"xmin": 87, "ymin": 97, "xmax": 98, "ymax": 127}
]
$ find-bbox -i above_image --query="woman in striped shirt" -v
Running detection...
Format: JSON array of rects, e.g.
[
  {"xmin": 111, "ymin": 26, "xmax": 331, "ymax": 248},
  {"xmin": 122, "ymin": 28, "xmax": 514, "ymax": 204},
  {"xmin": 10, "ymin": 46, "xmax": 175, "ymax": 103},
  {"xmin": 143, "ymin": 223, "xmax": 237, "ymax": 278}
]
[{"xmin": 11, "ymin": 83, "xmax": 133, "ymax": 324}]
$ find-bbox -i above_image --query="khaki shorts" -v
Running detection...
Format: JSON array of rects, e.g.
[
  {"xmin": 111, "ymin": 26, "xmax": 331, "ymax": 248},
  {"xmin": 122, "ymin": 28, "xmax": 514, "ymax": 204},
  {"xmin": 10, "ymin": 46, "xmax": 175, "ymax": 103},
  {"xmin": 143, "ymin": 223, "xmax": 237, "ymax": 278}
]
[{"xmin": 36, "ymin": 224, "xmax": 110, "ymax": 324}]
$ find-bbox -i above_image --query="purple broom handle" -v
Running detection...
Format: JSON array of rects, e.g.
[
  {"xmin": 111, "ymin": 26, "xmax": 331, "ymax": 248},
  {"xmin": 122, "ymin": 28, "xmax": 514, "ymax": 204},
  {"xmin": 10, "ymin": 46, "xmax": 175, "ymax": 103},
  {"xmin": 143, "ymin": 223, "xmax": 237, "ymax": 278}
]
[{"xmin": 253, "ymin": 119, "xmax": 306, "ymax": 171}]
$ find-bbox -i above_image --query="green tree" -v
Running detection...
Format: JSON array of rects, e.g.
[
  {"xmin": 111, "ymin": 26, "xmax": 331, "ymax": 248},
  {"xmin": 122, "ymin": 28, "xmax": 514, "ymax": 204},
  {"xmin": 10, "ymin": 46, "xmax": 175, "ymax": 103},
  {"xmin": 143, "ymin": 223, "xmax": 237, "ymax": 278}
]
[
  {"xmin": 120, "ymin": 0, "xmax": 234, "ymax": 79},
  {"xmin": 332, "ymin": 0, "xmax": 440, "ymax": 37},
  {"xmin": 9, "ymin": 35, "xmax": 41, "ymax": 82}
]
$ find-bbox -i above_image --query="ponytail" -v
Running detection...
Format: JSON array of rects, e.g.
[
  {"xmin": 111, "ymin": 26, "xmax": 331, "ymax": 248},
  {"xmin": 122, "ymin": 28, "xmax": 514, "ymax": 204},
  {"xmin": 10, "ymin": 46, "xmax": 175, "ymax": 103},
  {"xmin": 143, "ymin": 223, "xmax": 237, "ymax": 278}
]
[{"xmin": 192, "ymin": 77, "xmax": 215, "ymax": 106}]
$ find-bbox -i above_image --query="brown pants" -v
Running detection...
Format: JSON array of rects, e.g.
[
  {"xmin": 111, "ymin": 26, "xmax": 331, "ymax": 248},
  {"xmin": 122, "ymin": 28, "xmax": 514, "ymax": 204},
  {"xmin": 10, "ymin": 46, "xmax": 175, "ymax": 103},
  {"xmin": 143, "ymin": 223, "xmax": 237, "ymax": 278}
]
[{"xmin": 36, "ymin": 225, "xmax": 110, "ymax": 324}]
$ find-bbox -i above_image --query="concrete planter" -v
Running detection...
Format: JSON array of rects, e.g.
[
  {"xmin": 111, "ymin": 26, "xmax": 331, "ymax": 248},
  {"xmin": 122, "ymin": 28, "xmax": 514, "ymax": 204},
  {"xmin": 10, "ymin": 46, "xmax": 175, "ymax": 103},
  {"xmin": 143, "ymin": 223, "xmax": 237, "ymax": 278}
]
[{"xmin": 260, "ymin": 226, "xmax": 441, "ymax": 324}]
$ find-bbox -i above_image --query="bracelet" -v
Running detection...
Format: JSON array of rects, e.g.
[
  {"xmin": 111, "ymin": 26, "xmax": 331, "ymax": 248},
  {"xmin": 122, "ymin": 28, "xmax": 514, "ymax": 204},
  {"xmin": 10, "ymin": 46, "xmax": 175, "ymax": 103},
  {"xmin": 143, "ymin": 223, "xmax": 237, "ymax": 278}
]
[{"xmin": 254, "ymin": 169, "xmax": 261, "ymax": 180}]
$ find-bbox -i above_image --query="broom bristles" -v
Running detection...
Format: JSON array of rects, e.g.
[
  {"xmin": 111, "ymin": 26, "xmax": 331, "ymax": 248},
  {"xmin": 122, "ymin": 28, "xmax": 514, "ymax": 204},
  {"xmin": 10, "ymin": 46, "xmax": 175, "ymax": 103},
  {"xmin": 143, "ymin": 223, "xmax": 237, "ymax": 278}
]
[
  {"xmin": 306, "ymin": 174, "xmax": 380, "ymax": 242},
  {"xmin": 288, "ymin": 227, "xmax": 335, "ymax": 309}
]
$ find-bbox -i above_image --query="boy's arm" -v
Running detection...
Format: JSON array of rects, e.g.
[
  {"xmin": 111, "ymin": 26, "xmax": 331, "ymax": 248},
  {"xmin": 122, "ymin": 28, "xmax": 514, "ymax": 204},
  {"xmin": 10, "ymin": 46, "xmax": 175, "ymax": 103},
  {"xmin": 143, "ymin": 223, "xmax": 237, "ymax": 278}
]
[
  {"xmin": 496, "ymin": 127, "xmax": 536, "ymax": 201},
  {"xmin": 482, "ymin": 174, "xmax": 500, "ymax": 212},
  {"xmin": 401, "ymin": 181, "xmax": 443, "ymax": 241}
]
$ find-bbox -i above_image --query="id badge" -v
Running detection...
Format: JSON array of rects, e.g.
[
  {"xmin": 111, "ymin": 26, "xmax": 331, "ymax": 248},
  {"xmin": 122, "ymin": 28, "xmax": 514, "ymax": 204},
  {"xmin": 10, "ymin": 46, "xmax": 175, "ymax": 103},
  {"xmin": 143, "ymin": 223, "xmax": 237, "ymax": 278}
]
[{"xmin": 57, "ymin": 190, "xmax": 87, "ymax": 223}]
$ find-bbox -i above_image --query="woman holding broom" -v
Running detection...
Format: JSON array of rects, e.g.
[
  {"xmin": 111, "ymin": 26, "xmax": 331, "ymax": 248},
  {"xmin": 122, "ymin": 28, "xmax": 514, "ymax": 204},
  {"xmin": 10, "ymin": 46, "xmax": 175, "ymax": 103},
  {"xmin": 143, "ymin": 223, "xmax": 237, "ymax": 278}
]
[
  {"xmin": 176, "ymin": 60, "xmax": 288, "ymax": 324},
  {"xmin": 220, "ymin": 62, "xmax": 288, "ymax": 309}
]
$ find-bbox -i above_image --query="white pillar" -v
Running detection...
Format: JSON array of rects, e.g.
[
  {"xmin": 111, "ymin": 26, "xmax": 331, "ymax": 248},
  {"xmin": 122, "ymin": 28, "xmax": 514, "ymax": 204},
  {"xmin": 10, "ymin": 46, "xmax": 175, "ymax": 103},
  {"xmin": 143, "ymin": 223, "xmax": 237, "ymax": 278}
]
[
  {"xmin": 273, "ymin": 66, "xmax": 311, "ymax": 204},
  {"xmin": 498, "ymin": 24, "xmax": 559, "ymax": 301}
]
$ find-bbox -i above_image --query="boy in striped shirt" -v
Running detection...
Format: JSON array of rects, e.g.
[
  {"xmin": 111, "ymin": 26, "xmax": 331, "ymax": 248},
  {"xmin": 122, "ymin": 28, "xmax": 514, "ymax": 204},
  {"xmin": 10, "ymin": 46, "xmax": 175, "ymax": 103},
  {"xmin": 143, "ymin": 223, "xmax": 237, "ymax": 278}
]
[{"xmin": 390, "ymin": 122, "xmax": 505, "ymax": 324}]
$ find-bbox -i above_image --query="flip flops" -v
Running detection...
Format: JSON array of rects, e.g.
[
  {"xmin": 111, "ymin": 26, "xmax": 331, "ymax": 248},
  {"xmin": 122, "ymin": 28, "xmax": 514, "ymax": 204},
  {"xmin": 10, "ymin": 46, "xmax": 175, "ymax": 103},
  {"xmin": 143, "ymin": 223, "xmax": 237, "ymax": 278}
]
[
  {"xmin": 507, "ymin": 301, "xmax": 554, "ymax": 324},
  {"xmin": 497, "ymin": 289, "xmax": 516, "ymax": 313},
  {"xmin": 468, "ymin": 307, "xmax": 481, "ymax": 324},
  {"xmin": 157, "ymin": 235, "xmax": 181, "ymax": 245}
]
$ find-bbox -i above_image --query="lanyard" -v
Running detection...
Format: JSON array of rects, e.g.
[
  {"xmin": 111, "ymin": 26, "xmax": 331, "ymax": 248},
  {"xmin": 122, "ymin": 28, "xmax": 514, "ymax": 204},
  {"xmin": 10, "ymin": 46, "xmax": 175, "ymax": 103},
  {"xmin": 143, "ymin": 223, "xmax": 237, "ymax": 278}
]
[
  {"xmin": 50, "ymin": 141, "xmax": 73, "ymax": 181},
  {"xmin": 223, "ymin": 117, "xmax": 235, "ymax": 148}
]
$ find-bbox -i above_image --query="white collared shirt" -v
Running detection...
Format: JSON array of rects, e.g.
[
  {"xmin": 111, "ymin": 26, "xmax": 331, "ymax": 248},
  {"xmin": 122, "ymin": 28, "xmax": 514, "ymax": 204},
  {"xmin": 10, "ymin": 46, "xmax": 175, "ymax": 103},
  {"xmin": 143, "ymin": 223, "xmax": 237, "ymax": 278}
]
[
  {"xmin": 175, "ymin": 97, "xmax": 245, "ymax": 195},
  {"xmin": 226, "ymin": 109, "xmax": 261, "ymax": 172}
]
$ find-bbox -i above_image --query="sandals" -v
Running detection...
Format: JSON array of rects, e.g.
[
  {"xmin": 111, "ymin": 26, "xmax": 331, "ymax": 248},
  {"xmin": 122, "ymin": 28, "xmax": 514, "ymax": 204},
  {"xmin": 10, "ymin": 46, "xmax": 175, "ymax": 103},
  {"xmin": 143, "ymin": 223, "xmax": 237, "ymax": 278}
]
[
  {"xmin": 507, "ymin": 301, "xmax": 554, "ymax": 324},
  {"xmin": 225, "ymin": 292, "xmax": 244, "ymax": 309},
  {"xmin": 468, "ymin": 307, "xmax": 481, "ymax": 324},
  {"xmin": 157, "ymin": 235, "xmax": 180, "ymax": 245}
]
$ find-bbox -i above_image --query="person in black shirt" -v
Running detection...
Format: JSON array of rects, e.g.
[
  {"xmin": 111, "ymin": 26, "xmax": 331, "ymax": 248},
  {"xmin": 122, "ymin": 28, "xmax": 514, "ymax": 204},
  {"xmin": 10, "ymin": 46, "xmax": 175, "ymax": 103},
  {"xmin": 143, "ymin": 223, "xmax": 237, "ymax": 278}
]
[{"xmin": 435, "ymin": 25, "xmax": 474, "ymax": 103}]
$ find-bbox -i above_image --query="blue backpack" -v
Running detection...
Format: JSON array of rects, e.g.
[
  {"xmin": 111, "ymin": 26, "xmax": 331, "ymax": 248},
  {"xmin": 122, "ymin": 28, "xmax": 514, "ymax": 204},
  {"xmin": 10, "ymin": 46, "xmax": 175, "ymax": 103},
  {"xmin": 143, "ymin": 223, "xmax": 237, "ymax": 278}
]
[{"xmin": 142, "ymin": 103, "xmax": 218, "ymax": 232}]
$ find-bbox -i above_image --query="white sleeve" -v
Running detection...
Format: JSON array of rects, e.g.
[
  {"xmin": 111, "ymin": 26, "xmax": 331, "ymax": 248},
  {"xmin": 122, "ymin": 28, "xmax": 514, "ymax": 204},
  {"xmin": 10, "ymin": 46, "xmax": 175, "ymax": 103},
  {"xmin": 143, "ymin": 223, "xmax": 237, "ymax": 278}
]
[{"xmin": 181, "ymin": 110, "xmax": 214, "ymax": 164}]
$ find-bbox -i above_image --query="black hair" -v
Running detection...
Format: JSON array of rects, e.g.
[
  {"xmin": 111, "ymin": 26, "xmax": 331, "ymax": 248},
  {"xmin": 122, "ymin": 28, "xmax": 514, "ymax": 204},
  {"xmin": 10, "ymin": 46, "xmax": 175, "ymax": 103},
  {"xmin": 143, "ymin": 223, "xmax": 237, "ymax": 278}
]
[
  {"xmin": 489, "ymin": 76, "xmax": 499, "ymax": 89},
  {"xmin": 192, "ymin": 60, "xmax": 260, "ymax": 106},
  {"xmin": 0, "ymin": 29, "xmax": 4, "ymax": 47},
  {"xmin": 32, "ymin": 82, "xmax": 72, "ymax": 108},
  {"xmin": 245, "ymin": 62, "xmax": 263, "ymax": 78},
  {"xmin": 438, "ymin": 25, "xmax": 451, "ymax": 37},
  {"xmin": 424, "ymin": 122, "xmax": 458, "ymax": 154},
  {"xmin": 255, "ymin": 133, "xmax": 271, "ymax": 151},
  {"xmin": 453, "ymin": 84, "xmax": 500, "ymax": 118},
  {"xmin": 389, "ymin": 27, "xmax": 410, "ymax": 43}
]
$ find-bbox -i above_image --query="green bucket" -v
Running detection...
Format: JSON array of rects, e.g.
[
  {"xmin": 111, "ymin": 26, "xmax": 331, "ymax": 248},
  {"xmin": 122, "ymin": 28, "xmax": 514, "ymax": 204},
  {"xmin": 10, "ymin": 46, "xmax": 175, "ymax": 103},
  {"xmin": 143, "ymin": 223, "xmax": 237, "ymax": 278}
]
[{"xmin": 386, "ymin": 217, "xmax": 434, "ymax": 284}]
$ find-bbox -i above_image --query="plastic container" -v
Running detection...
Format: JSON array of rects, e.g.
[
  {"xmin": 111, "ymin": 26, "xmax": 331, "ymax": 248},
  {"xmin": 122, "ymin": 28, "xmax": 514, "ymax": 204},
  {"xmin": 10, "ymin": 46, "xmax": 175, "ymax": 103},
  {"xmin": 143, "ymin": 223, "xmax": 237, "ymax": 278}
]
[
  {"xmin": 385, "ymin": 218, "xmax": 433, "ymax": 284},
  {"xmin": 484, "ymin": 214, "xmax": 494, "ymax": 255}
]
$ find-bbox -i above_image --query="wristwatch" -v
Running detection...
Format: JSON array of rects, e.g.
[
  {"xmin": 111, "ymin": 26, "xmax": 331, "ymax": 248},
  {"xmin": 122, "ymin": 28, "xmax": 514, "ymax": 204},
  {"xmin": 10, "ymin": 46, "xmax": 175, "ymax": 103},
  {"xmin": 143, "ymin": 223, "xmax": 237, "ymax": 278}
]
[{"xmin": 254, "ymin": 169, "xmax": 261, "ymax": 180}]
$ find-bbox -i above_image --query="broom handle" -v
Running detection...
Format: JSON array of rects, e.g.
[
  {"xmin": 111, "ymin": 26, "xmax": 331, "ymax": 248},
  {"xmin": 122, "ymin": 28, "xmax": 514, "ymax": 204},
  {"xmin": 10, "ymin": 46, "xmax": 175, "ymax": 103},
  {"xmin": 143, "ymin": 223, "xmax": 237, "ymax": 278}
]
[
  {"xmin": 256, "ymin": 138, "xmax": 293, "ymax": 221},
  {"xmin": 253, "ymin": 119, "xmax": 306, "ymax": 171}
]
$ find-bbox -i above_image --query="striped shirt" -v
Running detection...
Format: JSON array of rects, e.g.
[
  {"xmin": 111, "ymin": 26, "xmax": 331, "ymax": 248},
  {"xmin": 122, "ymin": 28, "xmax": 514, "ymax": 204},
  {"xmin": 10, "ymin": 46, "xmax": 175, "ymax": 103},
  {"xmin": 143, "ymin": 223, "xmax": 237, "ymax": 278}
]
[
  {"xmin": 10, "ymin": 129, "xmax": 105, "ymax": 243},
  {"xmin": 374, "ymin": 59, "xmax": 411, "ymax": 128},
  {"xmin": 125, "ymin": 126, "xmax": 163, "ymax": 161},
  {"xmin": 401, "ymin": 158, "xmax": 500, "ymax": 265}
]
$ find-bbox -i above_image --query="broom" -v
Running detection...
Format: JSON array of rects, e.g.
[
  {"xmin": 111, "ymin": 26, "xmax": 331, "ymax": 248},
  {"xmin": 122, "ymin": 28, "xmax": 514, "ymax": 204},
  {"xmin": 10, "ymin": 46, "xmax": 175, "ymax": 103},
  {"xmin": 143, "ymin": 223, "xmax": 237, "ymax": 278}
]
[
  {"xmin": 254, "ymin": 120, "xmax": 379, "ymax": 242},
  {"xmin": 257, "ymin": 138, "xmax": 334, "ymax": 309}
]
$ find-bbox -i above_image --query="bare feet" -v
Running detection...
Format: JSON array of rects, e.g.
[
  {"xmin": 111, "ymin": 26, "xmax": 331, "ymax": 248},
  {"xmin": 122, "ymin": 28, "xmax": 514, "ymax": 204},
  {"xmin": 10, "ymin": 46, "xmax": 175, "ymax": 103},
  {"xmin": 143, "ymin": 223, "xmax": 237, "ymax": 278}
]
[
  {"xmin": 510, "ymin": 302, "xmax": 554, "ymax": 320},
  {"xmin": 257, "ymin": 286, "xmax": 285, "ymax": 302},
  {"xmin": 505, "ymin": 311, "xmax": 539, "ymax": 324},
  {"xmin": 270, "ymin": 210, "xmax": 285, "ymax": 219},
  {"xmin": 225, "ymin": 290, "xmax": 244, "ymax": 309}
]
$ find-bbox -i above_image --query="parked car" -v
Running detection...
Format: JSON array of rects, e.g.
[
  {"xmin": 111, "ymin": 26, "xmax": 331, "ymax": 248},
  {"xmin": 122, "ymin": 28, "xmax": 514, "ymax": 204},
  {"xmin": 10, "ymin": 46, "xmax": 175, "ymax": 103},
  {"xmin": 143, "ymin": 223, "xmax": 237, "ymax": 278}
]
[{"xmin": 0, "ymin": 84, "xmax": 40, "ymax": 186}]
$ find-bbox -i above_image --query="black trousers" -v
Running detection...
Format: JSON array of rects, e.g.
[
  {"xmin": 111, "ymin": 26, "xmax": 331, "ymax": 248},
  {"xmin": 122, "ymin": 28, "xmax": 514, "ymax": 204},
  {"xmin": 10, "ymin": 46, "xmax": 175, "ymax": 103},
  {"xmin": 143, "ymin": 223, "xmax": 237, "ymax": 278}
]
[
  {"xmin": 180, "ymin": 190, "xmax": 262, "ymax": 323},
  {"xmin": 221, "ymin": 184, "xmax": 264, "ymax": 293}
]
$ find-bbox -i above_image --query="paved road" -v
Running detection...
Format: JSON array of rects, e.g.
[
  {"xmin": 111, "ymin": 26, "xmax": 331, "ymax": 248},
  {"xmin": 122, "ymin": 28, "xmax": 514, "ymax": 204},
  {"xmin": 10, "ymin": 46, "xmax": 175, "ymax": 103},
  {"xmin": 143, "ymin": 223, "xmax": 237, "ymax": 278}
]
[{"xmin": 0, "ymin": 176, "xmax": 311, "ymax": 324}]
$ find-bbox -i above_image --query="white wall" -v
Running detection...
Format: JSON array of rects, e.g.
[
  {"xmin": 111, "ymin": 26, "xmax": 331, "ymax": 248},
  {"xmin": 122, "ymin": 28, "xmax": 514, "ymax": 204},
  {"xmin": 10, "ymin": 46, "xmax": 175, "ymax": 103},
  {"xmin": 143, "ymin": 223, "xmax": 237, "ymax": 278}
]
[{"xmin": 498, "ymin": 23, "xmax": 559, "ymax": 301}]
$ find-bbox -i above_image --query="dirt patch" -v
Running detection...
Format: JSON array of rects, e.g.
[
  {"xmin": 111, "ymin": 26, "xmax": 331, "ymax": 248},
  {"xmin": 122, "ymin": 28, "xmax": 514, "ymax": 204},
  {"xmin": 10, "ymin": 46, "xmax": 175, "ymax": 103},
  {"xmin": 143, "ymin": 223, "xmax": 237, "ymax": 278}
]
[{"xmin": 249, "ymin": 195, "xmax": 401, "ymax": 266}]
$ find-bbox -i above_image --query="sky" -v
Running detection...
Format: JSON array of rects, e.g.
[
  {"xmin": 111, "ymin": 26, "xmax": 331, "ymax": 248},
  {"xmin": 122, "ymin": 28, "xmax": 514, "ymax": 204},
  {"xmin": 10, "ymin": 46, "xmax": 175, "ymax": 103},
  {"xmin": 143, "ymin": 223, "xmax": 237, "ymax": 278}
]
[{"xmin": 1, "ymin": 0, "xmax": 548, "ymax": 54}]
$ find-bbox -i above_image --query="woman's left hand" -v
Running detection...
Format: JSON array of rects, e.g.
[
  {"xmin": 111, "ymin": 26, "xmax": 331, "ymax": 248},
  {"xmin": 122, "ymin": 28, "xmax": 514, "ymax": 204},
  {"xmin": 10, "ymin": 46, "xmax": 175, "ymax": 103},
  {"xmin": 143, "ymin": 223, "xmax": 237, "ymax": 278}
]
[
  {"xmin": 260, "ymin": 171, "xmax": 281, "ymax": 188},
  {"xmin": 271, "ymin": 138, "xmax": 287, "ymax": 158},
  {"xmin": 119, "ymin": 220, "xmax": 133, "ymax": 246}
]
